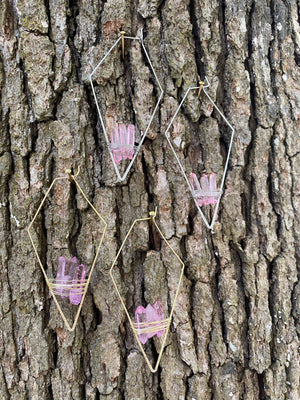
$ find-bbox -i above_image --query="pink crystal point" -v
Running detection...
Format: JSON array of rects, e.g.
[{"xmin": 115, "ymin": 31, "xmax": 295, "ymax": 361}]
[
  {"xmin": 55, "ymin": 256, "xmax": 70, "ymax": 297},
  {"xmin": 111, "ymin": 126, "xmax": 122, "ymax": 164},
  {"xmin": 127, "ymin": 124, "xmax": 135, "ymax": 160},
  {"xmin": 144, "ymin": 304, "xmax": 157, "ymax": 340},
  {"xmin": 135, "ymin": 301, "xmax": 165, "ymax": 344},
  {"xmin": 208, "ymin": 172, "xmax": 218, "ymax": 205},
  {"xmin": 189, "ymin": 173, "xmax": 203, "ymax": 207},
  {"xmin": 209, "ymin": 172, "xmax": 217, "ymax": 191},
  {"xmin": 69, "ymin": 264, "xmax": 86, "ymax": 305},
  {"xmin": 200, "ymin": 174, "xmax": 210, "ymax": 205},
  {"xmin": 135, "ymin": 306, "xmax": 148, "ymax": 344},
  {"xmin": 189, "ymin": 173, "xmax": 201, "ymax": 192},
  {"xmin": 118, "ymin": 124, "xmax": 127, "ymax": 160}
]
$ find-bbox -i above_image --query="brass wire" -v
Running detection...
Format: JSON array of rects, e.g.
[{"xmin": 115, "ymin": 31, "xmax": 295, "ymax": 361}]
[
  {"xmin": 27, "ymin": 169, "xmax": 107, "ymax": 332},
  {"xmin": 109, "ymin": 208, "xmax": 185, "ymax": 373},
  {"xmin": 133, "ymin": 318, "xmax": 170, "ymax": 335},
  {"xmin": 197, "ymin": 80, "xmax": 205, "ymax": 97},
  {"xmin": 120, "ymin": 30, "xmax": 125, "ymax": 59}
]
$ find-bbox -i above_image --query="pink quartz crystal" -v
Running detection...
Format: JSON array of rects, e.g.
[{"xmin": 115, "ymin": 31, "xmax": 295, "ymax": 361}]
[
  {"xmin": 111, "ymin": 126, "xmax": 122, "ymax": 164},
  {"xmin": 55, "ymin": 256, "xmax": 75, "ymax": 298},
  {"xmin": 209, "ymin": 172, "xmax": 218, "ymax": 205},
  {"xmin": 55, "ymin": 257, "xmax": 86, "ymax": 305},
  {"xmin": 118, "ymin": 124, "xmax": 127, "ymax": 160},
  {"xmin": 189, "ymin": 172, "xmax": 220, "ymax": 207},
  {"xmin": 135, "ymin": 300, "xmax": 165, "ymax": 344},
  {"xmin": 69, "ymin": 264, "xmax": 86, "ymax": 305},
  {"xmin": 126, "ymin": 124, "xmax": 135, "ymax": 160},
  {"xmin": 110, "ymin": 124, "xmax": 135, "ymax": 164}
]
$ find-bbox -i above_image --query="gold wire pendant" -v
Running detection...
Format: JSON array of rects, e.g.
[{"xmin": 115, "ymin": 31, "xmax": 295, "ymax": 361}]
[
  {"xmin": 110, "ymin": 209, "xmax": 185, "ymax": 372},
  {"xmin": 27, "ymin": 169, "xmax": 107, "ymax": 331}
]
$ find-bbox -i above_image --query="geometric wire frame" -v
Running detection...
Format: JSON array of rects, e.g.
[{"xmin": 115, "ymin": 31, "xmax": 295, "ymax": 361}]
[
  {"xmin": 89, "ymin": 30, "xmax": 163, "ymax": 182},
  {"xmin": 109, "ymin": 209, "xmax": 185, "ymax": 373},
  {"xmin": 27, "ymin": 169, "xmax": 107, "ymax": 332},
  {"xmin": 164, "ymin": 77, "xmax": 235, "ymax": 230}
]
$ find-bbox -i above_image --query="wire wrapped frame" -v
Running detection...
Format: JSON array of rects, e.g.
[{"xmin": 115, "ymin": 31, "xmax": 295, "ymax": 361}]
[
  {"xmin": 109, "ymin": 209, "xmax": 185, "ymax": 373},
  {"xmin": 27, "ymin": 169, "xmax": 107, "ymax": 331},
  {"xmin": 49, "ymin": 279, "xmax": 88, "ymax": 296},
  {"xmin": 163, "ymin": 77, "xmax": 235, "ymax": 230},
  {"xmin": 133, "ymin": 318, "xmax": 170, "ymax": 335},
  {"xmin": 89, "ymin": 30, "xmax": 164, "ymax": 182}
]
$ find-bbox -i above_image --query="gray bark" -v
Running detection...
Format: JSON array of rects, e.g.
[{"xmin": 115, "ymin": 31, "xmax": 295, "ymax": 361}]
[{"xmin": 0, "ymin": 0, "xmax": 299, "ymax": 399}]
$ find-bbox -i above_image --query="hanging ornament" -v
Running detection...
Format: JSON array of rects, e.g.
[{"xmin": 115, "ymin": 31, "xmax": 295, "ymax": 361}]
[
  {"xmin": 27, "ymin": 168, "xmax": 107, "ymax": 331},
  {"xmin": 110, "ymin": 209, "xmax": 185, "ymax": 373},
  {"xmin": 89, "ymin": 30, "xmax": 163, "ymax": 182},
  {"xmin": 164, "ymin": 78, "xmax": 235, "ymax": 230}
]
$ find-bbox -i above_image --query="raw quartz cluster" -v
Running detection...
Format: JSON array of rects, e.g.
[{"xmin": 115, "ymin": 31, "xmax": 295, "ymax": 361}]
[
  {"xmin": 189, "ymin": 172, "xmax": 220, "ymax": 207},
  {"xmin": 55, "ymin": 256, "xmax": 86, "ymax": 305},
  {"xmin": 110, "ymin": 124, "xmax": 135, "ymax": 164},
  {"xmin": 135, "ymin": 301, "xmax": 165, "ymax": 344}
]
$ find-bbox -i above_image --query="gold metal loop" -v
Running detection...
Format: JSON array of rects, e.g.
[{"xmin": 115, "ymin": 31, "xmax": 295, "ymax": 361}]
[
  {"xmin": 198, "ymin": 80, "xmax": 205, "ymax": 97},
  {"xmin": 149, "ymin": 206, "xmax": 157, "ymax": 221},
  {"xmin": 120, "ymin": 30, "xmax": 125, "ymax": 59}
]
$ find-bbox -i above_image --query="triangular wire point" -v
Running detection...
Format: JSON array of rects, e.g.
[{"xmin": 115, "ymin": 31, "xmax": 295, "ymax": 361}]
[
  {"xmin": 89, "ymin": 33, "xmax": 163, "ymax": 182},
  {"xmin": 163, "ymin": 77, "xmax": 235, "ymax": 230},
  {"xmin": 109, "ymin": 210, "xmax": 185, "ymax": 373},
  {"xmin": 27, "ymin": 170, "xmax": 107, "ymax": 331}
]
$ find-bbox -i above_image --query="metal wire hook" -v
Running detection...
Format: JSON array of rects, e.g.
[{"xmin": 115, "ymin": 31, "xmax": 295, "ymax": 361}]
[
  {"xmin": 149, "ymin": 206, "xmax": 157, "ymax": 222},
  {"xmin": 198, "ymin": 81, "xmax": 205, "ymax": 97},
  {"xmin": 120, "ymin": 30, "xmax": 125, "ymax": 59},
  {"xmin": 198, "ymin": 76, "xmax": 211, "ymax": 96},
  {"xmin": 139, "ymin": 28, "xmax": 144, "ymax": 43},
  {"xmin": 203, "ymin": 76, "xmax": 210, "ymax": 88},
  {"xmin": 65, "ymin": 165, "xmax": 80, "ymax": 181}
]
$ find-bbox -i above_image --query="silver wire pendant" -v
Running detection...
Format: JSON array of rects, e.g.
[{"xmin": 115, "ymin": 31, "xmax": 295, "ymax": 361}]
[
  {"xmin": 89, "ymin": 30, "xmax": 163, "ymax": 182},
  {"xmin": 164, "ymin": 78, "xmax": 235, "ymax": 230}
]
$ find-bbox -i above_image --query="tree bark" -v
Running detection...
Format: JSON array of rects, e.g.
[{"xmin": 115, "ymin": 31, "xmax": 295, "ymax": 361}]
[{"xmin": 0, "ymin": 0, "xmax": 299, "ymax": 399}]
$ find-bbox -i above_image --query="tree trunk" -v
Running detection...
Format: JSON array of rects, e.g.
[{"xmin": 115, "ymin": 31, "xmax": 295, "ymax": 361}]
[{"xmin": 0, "ymin": 0, "xmax": 299, "ymax": 399}]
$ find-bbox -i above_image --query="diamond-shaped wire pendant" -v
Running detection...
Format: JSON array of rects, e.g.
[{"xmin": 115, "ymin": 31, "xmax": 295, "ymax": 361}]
[
  {"xmin": 164, "ymin": 78, "xmax": 235, "ymax": 230},
  {"xmin": 89, "ymin": 31, "xmax": 163, "ymax": 182},
  {"xmin": 110, "ymin": 209, "xmax": 185, "ymax": 373},
  {"xmin": 27, "ymin": 169, "xmax": 107, "ymax": 331}
]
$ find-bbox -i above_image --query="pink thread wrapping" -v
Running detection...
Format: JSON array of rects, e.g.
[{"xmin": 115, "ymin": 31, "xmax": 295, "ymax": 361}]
[
  {"xmin": 189, "ymin": 172, "xmax": 220, "ymax": 206},
  {"xmin": 110, "ymin": 124, "xmax": 135, "ymax": 164}
]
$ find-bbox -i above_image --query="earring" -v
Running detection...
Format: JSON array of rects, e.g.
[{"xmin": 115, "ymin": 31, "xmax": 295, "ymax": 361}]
[
  {"xmin": 164, "ymin": 78, "xmax": 235, "ymax": 230},
  {"xmin": 27, "ymin": 168, "xmax": 107, "ymax": 331},
  {"xmin": 109, "ymin": 208, "xmax": 185, "ymax": 372},
  {"xmin": 89, "ymin": 30, "xmax": 163, "ymax": 182}
]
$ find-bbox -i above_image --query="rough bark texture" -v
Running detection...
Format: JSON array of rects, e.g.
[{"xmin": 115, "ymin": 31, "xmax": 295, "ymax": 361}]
[{"xmin": 0, "ymin": 0, "xmax": 299, "ymax": 399}]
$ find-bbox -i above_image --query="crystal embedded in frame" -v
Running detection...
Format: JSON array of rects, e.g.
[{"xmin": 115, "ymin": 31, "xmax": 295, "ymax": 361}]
[
  {"xmin": 54, "ymin": 256, "xmax": 87, "ymax": 305},
  {"xmin": 89, "ymin": 31, "xmax": 163, "ymax": 182},
  {"xmin": 135, "ymin": 300, "xmax": 165, "ymax": 344},
  {"xmin": 110, "ymin": 124, "xmax": 135, "ymax": 164},
  {"xmin": 189, "ymin": 172, "xmax": 221, "ymax": 207}
]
